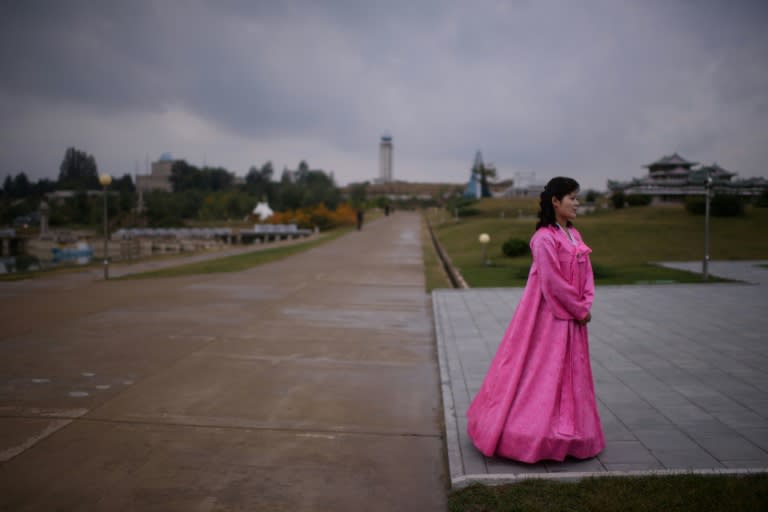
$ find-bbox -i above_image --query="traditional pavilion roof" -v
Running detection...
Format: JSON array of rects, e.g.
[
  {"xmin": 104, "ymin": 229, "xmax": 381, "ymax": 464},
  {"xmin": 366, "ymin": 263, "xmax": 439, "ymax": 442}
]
[
  {"xmin": 645, "ymin": 153, "xmax": 698, "ymax": 169},
  {"xmin": 609, "ymin": 154, "xmax": 764, "ymax": 194},
  {"xmin": 667, "ymin": 166, "xmax": 691, "ymax": 176},
  {"xmin": 689, "ymin": 163, "xmax": 736, "ymax": 184},
  {"xmin": 697, "ymin": 163, "xmax": 735, "ymax": 178}
]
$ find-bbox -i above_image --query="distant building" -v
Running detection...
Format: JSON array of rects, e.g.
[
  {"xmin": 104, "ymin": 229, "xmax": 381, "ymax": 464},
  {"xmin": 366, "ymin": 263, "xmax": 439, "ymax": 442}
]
[
  {"xmin": 608, "ymin": 153, "xmax": 767, "ymax": 202},
  {"xmin": 501, "ymin": 171, "xmax": 545, "ymax": 198},
  {"xmin": 354, "ymin": 181, "xmax": 464, "ymax": 201},
  {"xmin": 135, "ymin": 153, "xmax": 176, "ymax": 213},
  {"xmin": 378, "ymin": 135, "xmax": 393, "ymax": 183},
  {"xmin": 136, "ymin": 153, "xmax": 175, "ymax": 194}
]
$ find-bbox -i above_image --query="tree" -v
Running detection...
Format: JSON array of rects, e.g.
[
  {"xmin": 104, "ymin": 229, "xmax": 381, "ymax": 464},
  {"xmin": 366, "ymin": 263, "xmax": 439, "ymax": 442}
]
[
  {"xmin": 246, "ymin": 161, "xmax": 274, "ymax": 201},
  {"xmin": 11, "ymin": 172, "xmax": 32, "ymax": 198},
  {"xmin": 296, "ymin": 160, "xmax": 310, "ymax": 181},
  {"xmin": 611, "ymin": 191, "xmax": 625, "ymax": 209},
  {"xmin": 260, "ymin": 161, "xmax": 274, "ymax": 180},
  {"xmin": 348, "ymin": 182, "xmax": 369, "ymax": 207},
  {"xmin": 201, "ymin": 166, "xmax": 233, "ymax": 191},
  {"xmin": 58, "ymin": 147, "xmax": 99, "ymax": 190},
  {"xmin": 33, "ymin": 178, "xmax": 57, "ymax": 198},
  {"xmin": 171, "ymin": 162, "xmax": 233, "ymax": 192},
  {"xmin": 112, "ymin": 174, "xmax": 135, "ymax": 194},
  {"xmin": 2, "ymin": 175, "xmax": 12, "ymax": 198},
  {"xmin": 170, "ymin": 160, "xmax": 200, "ymax": 192},
  {"xmin": 296, "ymin": 169, "xmax": 340, "ymax": 209},
  {"xmin": 584, "ymin": 190, "xmax": 599, "ymax": 203}
]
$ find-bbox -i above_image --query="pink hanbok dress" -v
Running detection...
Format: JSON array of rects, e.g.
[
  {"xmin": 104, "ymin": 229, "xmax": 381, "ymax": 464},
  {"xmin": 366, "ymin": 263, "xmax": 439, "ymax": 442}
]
[{"xmin": 467, "ymin": 224, "xmax": 605, "ymax": 463}]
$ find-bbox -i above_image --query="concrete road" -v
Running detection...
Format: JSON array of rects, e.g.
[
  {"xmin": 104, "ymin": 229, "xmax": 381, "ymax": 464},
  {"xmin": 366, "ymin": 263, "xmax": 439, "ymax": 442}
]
[{"xmin": 0, "ymin": 212, "xmax": 447, "ymax": 511}]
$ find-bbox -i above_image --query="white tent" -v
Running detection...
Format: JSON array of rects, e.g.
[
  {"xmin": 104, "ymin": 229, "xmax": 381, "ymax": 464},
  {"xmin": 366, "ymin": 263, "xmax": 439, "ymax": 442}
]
[{"xmin": 253, "ymin": 201, "xmax": 274, "ymax": 220}]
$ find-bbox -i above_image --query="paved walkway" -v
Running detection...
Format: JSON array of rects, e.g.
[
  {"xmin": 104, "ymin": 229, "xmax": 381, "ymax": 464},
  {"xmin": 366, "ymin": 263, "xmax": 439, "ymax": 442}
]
[
  {"xmin": 0, "ymin": 213, "xmax": 446, "ymax": 511},
  {"xmin": 434, "ymin": 261, "xmax": 768, "ymax": 487}
]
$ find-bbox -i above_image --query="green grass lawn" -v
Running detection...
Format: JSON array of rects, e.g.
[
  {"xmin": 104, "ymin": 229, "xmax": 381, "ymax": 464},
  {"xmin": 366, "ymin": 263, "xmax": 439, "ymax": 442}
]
[
  {"xmin": 449, "ymin": 474, "xmax": 768, "ymax": 512},
  {"xmin": 429, "ymin": 202, "xmax": 768, "ymax": 287}
]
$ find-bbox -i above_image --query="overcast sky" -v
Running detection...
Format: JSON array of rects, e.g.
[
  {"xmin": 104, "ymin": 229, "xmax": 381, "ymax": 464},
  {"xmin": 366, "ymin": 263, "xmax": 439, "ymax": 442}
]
[{"xmin": 1, "ymin": 0, "xmax": 767, "ymax": 190}]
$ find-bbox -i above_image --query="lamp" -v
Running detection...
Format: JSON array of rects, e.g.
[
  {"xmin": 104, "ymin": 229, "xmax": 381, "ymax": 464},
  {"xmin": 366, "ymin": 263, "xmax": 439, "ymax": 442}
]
[
  {"xmin": 99, "ymin": 173, "xmax": 112, "ymax": 280},
  {"xmin": 479, "ymin": 233, "xmax": 491, "ymax": 266},
  {"xmin": 703, "ymin": 175, "xmax": 712, "ymax": 280}
]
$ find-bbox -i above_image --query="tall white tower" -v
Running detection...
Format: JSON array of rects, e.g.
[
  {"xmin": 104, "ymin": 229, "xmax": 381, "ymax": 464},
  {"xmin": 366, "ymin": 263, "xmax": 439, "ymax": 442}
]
[{"xmin": 379, "ymin": 135, "xmax": 393, "ymax": 183}]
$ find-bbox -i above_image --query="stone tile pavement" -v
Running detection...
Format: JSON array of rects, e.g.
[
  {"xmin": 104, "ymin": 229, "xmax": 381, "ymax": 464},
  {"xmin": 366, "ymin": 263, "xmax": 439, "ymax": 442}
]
[{"xmin": 433, "ymin": 261, "xmax": 768, "ymax": 487}]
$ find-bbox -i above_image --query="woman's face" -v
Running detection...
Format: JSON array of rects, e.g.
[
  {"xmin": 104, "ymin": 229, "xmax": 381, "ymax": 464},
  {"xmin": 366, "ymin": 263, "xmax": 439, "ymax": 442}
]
[{"xmin": 552, "ymin": 190, "xmax": 580, "ymax": 221}]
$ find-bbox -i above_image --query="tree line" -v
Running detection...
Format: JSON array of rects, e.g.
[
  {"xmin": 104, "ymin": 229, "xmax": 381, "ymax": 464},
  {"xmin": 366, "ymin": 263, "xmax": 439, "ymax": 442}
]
[{"xmin": 1, "ymin": 147, "xmax": 344, "ymax": 229}]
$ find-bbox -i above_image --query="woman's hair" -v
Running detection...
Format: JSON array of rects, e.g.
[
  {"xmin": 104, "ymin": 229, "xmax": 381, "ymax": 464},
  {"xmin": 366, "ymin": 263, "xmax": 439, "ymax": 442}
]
[{"xmin": 536, "ymin": 176, "xmax": 580, "ymax": 230}]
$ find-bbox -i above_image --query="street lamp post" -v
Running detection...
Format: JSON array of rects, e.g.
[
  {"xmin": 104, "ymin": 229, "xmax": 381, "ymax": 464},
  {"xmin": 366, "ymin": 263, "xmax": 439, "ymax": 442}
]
[
  {"xmin": 99, "ymin": 173, "xmax": 112, "ymax": 280},
  {"xmin": 703, "ymin": 175, "xmax": 712, "ymax": 281},
  {"xmin": 479, "ymin": 233, "xmax": 490, "ymax": 266}
]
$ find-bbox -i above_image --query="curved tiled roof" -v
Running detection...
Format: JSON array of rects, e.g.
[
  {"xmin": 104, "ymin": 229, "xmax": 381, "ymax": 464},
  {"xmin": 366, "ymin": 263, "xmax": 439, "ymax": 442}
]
[{"xmin": 645, "ymin": 153, "xmax": 698, "ymax": 168}]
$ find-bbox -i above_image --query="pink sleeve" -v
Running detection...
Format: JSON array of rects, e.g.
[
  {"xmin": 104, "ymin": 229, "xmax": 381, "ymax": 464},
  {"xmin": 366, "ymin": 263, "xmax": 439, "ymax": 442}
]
[
  {"xmin": 532, "ymin": 234, "xmax": 591, "ymax": 321},
  {"xmin": 583, "ymin": 256, "xmax": 595, "ymax": 310}
]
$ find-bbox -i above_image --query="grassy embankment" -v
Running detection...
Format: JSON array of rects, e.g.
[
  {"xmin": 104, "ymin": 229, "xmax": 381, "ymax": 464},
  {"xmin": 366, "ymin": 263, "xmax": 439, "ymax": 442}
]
[
  {"xmin": 427, "ymin": 198, "xmax": 768, "ymax": 288},
  {"xmin": 421, "ymin": 215, "xmax": 452, "ymax": 291},
  {"xmin": 449, "ymin": 474, "xmax": 768, "ymax": 512}
]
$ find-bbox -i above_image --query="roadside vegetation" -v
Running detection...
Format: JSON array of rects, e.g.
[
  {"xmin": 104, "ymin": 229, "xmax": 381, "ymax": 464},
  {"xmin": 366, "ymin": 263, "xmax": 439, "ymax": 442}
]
[
  {"xmin": 449, "ymin": 474, "xmax": 768, "ymax": 512},
  {"xmin": 427, "ymin": 198, "xmax": 768, "ymax": 287},
  {"xmin": 118, "ymin": 228, "xmax": 352, "ymax": 279},
  {"xmin": 421, "ymin": 216, "xmax": 452, "ymax": 292}
]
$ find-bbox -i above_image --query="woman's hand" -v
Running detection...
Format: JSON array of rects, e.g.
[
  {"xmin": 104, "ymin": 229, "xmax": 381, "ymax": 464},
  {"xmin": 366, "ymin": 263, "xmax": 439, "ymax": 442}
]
[{"xmin": 577, "ymin": 311, "xmax": 592, "ymax": 326}]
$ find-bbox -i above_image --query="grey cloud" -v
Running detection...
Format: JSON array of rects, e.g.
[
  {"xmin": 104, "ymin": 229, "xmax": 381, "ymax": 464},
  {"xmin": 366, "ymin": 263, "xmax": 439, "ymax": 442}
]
[{"xmin": 1, "ymin": 0, "xmax": 767, "ymax": 187}]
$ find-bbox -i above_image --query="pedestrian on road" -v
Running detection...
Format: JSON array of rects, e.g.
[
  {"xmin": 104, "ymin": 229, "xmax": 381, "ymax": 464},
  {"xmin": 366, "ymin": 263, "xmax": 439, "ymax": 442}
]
[
  {"xmin": 356, "ymin": 209, "xmax": 364, "ymax": 230},
  {"xmin": 466, "ymin": 176, "xmax": 605, "ymax": 463}
]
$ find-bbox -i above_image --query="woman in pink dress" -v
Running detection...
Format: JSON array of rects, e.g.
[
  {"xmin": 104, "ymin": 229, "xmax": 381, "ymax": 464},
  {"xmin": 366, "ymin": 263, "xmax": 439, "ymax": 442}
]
[{"xmin": 466, "ymin": 176, "xmax": 604, "ymax": 463}]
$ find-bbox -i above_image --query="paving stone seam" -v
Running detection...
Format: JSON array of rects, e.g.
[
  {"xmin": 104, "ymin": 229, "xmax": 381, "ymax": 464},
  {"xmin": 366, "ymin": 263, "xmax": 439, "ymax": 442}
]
[
  {"xmin": 594, "ymin": 300, "xmax": 768, "ymax": 419},
  {"xmin": 425, "ymin": 293, "xmax": 457, "ymax": 490},
  {"xmin": 0, "ymin": 418, "xmax": 74, "ymax": 463},
  {"xmin": 67, "ymin": 416, "xmax": 443, "ymax": 439},
  {"xmin": 615, "ymin": 292, "xmax": 766, "ymax": 374},
  {"xmin": 188, "ymin": 353, "xmax": 436, "ymax": 368},
  {"xmin": 587, "ymin": 289, "xmax": 768, "ymax": 403},
  {"xmin": 433, "ymin": 293, "xmax": 470, "ymax": 481},
  {"xmin": 611, "ymin": 357, "xmax": 768, "ymax": 425},
  {"xmin": 595, "ymin": 398, "xmax": 744, "ymax": 469},
  {"xmin": 452, "ymin": 467, "xmax": 768, "ymax": 488}
]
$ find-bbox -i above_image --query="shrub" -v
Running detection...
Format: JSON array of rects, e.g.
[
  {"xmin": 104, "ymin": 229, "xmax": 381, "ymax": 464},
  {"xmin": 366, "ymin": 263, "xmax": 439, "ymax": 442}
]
[
  {"xmin": 502, "ymin": 238, "xmax": 530, "ymax": 258},
  {"xmin": 626, "ymin": 194, "xmax": 652, "ymax": 207},
  {"xmin": 755, "ymin": 189, "xmax": 768, "ymax": 208},
  {"xmin": 447, "ymin": 197, "xmax": 478, "ymax": 217},
  {"xmin": 267, "ymin": 202, "xmax": 357, "ymax": 230},
  {"xmin": 457, "ymin": 206, "xmax": 480, "ymax": 217},
  {"xmin": 611, "ymin": 191, "xmax": 625, "ymax": 209},
  {"xmin": 712, "ymin": 194, "xmax": 745, "ymax": 216},
  {"xmin": 686, "ymin": 194, "xmax": 744, "ymax": 217},
  {"xmin": 591, "ymin": 263, "xmax": 617, "ymax": 280},
  {"xmin": 514, "ymin": 265, "xmax": 532, "ymax": 279},
  {"xmin": 685, "ymin": 196, "xmax": 705, "ymax": 215}
]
